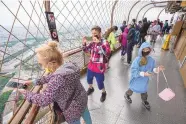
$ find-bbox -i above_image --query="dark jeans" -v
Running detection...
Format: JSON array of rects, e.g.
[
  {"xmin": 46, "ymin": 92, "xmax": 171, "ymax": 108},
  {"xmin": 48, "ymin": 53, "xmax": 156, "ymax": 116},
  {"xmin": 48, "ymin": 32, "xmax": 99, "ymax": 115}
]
[
  {"xmin": 126, "ymin": 89, "xmax": 148, "ymax": 101},
  {"xmin": 127, "ymin": 42, "xmax": 134, "ymax": 63},
  {"xmin": 121, "ymin": 45, "xmax": 127, "ymax": 56}
]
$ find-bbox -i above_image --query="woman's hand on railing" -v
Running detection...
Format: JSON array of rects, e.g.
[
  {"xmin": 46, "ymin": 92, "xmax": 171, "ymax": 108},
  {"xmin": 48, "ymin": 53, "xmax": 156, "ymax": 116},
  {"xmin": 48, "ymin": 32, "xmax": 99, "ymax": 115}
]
[
  {"xmin": 21, "ymin": 80, "xmax": 33, "ymax": 86},
  {"xmin": 17, "ymin": 89, "xmax": 27, "ymax": 97}
]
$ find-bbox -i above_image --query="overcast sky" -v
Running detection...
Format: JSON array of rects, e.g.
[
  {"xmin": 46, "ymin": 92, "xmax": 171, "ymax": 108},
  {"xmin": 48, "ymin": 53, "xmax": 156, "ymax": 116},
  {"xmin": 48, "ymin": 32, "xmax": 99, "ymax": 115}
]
[{"xmin": 0, "ymin": 0, "xmax": 173, "ymax": 28}]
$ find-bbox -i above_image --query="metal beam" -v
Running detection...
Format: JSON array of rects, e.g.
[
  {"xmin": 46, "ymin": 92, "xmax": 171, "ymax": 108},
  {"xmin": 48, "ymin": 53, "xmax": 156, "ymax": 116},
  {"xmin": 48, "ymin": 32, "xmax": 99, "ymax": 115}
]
[
  {"xmin": 111, "ymin": 0, "xmax": 119, "ymax": 27},
  {"xmin": 136, "ymin": 1, "xmax": 167, "ymax": 21},
  {"xmin": 142, "ymin": 6, "xmax": 155, "ymax": 19},
  {"xmin": 157, "ymin": 8, "xmax": 165, "ymax": 19},
  {"xmin": 142, "ymin": 6, "xmax": 166, "ymax": 19},
  {"xmin": 44, "ymin": 0, "xmax": 50, "ymax": 12},
  {"xmin": 127, "ymin": 0, "xmax": 140, "ymax": 24}
]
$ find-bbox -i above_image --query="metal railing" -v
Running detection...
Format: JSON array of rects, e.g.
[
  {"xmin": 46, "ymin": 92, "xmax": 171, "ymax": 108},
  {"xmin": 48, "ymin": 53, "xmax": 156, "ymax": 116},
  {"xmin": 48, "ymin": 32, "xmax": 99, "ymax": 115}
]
[
  {"xmin": 8, "ymin": 42, "xmax": 121, "ymax": 124},
  {"xmin": 0, "ymin": 0, "xmax": 170, "ymax": 123}
]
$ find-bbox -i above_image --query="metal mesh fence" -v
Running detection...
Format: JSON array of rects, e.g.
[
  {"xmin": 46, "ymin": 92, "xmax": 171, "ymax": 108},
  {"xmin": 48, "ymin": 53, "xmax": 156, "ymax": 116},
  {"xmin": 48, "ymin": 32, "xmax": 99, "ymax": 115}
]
[
  {"xmin": 113, "ymin": 1, "xmax": 136, "ymax": 26},
  {"xmin": 51, "ymin": 0, "xmax": 114, "ymax": 51},
  {"xmin": 0, "ymin": 0, "xmax": 171, "ymax": 123},
  {"xmin": 0, "ymin": 0, "xmax": 115, "ymax": 123}
]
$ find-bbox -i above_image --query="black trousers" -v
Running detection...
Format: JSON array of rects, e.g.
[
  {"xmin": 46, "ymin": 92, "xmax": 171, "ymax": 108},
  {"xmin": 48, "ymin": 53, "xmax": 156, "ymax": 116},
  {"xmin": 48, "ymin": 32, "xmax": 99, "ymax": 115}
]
[
  {"xmin": 139, "ymin": 34, "xmax": 146, "ymax": 46},
  {"xmin": 126, "ymin": 89, "xmax": 148, "ymax": 101},
  {"xmin": 127, "ymin": 42, "xmax": 134, "ymax": 63}
]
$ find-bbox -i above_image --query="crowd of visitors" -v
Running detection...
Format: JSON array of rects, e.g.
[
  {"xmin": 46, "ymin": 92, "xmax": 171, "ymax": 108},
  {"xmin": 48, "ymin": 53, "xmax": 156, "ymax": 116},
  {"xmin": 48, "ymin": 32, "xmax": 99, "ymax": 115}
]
[{"xmin": 17, "ymin": 17, "xmax": 171, "ymax": 124}]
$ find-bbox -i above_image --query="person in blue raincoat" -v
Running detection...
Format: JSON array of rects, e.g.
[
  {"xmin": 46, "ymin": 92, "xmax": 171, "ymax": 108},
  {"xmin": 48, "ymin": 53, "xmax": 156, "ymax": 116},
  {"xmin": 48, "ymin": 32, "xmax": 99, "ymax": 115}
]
[{"xmin": 124, "ymin": 42, "xmax": 164, "ymax": 109}]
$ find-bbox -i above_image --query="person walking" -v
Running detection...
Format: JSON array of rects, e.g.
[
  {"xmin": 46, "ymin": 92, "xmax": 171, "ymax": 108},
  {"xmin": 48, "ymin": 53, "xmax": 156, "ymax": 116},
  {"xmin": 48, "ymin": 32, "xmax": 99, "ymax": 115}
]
[
  {"xmin": 124, "ymin": 24, "xmax": 135, "ymax": 66},
  {"xmin": 138, "ymin": 18, "xmax": 149, "ymax": 47},
  {"xmin": 120, "ymin": 25, "xmax": 129, "ymax": 60},
  {"xmin": 124, "ymin": 42, "xmax": 164, "ymax": 109},
  {"xmin": 105, "ymin": 26, "xmax": 118, "ymax": 68},
  {"xmin": 82, "ymin": 26, "xmax": 111, "ymax": 102},
  {"xmin": 120, "ymin": 20, "xmax": 127, "ymax": 33}
]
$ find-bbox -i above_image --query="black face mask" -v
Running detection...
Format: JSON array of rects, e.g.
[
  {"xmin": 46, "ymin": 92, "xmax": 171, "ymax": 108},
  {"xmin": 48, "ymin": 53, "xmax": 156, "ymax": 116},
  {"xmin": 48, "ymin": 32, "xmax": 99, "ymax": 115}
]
[{"xmin": 142, "ymin": 51, "xmax": 150, "ymax": 56}]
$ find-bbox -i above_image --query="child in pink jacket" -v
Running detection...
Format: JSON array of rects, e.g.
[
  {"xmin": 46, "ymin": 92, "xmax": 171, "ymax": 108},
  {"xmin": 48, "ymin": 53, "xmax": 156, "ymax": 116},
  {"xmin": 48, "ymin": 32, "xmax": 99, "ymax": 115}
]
[{"xmin": 120, "ymin": 26, "xmax": 129, "ymax": 60}]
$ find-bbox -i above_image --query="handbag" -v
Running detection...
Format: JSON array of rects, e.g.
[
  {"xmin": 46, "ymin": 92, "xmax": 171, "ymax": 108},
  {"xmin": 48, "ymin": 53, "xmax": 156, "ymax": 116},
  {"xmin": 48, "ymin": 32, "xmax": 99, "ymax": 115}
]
[
  {"xmin": 50, "ymin": 102, "xmax": 65, "ymax": 124},
  {"xmin": 157, "ymin": 70, "xmax": 175, "ymax": 101}
]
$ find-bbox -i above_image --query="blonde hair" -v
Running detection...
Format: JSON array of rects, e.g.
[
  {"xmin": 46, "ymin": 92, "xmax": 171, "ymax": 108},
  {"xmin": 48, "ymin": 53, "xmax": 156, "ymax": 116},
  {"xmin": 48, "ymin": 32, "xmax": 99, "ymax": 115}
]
[
  {"xmin": 140, "ymin": 48, "xmax": 151, "ymax": 66},
  {"xmin": 140, "ymin": 57, "xmax": 147, "ymax": 66},
  {"xmin": 36, "ymin": 41, "xmax": 63, "ymax": 65}
]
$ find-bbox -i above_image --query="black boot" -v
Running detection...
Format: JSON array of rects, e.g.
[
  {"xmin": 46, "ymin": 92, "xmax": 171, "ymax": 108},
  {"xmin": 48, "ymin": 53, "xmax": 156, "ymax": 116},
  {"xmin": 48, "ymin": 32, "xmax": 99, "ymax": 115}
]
[
  {"xmin": 124, "ymin": 94, "xmax": 132, "ymax": 103},
  {"xmin": 142, "ymin": 101, "xmax": 150, "ymax": 109},
  {"xmin": 87, "ymin": 87, "xmax": 94, "ymax": 95},
  {"xmin": 100, "ymin": 92, "xmax": 107, "ymax": 102}
]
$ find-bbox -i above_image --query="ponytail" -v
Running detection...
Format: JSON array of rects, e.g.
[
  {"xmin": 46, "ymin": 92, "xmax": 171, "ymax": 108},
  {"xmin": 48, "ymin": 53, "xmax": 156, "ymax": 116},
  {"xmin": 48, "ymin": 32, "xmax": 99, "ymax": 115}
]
[{"xmin": 140, "ymin": 56, "xmax": 147, "ymax": 66}]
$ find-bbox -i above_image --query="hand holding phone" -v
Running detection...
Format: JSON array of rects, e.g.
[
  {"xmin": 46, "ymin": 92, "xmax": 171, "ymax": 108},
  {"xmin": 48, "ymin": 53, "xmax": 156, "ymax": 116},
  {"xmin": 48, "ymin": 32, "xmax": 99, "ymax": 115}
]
[
  {"xmin": 82, "ymin": 37, "xmax": 87, "ymax": 45},
  {"xmin": 93, "ymin": 35, "xmax": 100, "ymax": 43}
]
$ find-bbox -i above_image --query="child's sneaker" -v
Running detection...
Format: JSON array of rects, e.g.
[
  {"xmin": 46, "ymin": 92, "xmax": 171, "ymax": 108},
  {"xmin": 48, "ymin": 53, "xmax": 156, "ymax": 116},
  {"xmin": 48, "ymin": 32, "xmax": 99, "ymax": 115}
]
[
  {"xmin": 87, "ymin": 87, "xmax": 94, "ymax": 95},
  {"xmin": 142, "ymin": 101, "xmax": 150, "ymax": 109},
  {"xmin": 137, "ymin": 44, "xmax": 140, "ymax": 48},
  {"xmin": 124, "ymin": 62, "xmax": 131, "ymax": 66},
  {"xmin": 100, "ymin": 92, "xmax": 107, "ymax": 102},
  {"xmin": 124, "ymin": 94, "xmax": 132, "ymax": 103}
]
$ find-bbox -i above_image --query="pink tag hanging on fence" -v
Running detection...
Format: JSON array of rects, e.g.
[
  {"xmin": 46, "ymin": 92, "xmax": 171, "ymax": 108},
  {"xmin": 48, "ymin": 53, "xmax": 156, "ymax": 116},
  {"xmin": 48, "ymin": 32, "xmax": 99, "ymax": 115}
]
[{"xmin": 158, "ymin": 88, "xmax": 175, "ymax": 101}]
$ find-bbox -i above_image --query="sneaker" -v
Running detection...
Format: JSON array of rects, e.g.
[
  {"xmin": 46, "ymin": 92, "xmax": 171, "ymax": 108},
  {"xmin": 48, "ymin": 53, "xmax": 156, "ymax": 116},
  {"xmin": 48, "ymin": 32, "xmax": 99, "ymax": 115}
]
[
  {"xmin": 142, "ymin": 101, "xmax": 150, "ymax": 109},
  {"xmin": 121, "ymin": 56, "xmax": 125, "ymax": 60},
  {"xmin": 100, "ymin": 92, "xmax": 107, "ymax": 102},
  {"xmin": 87, "ymin": 87, "xmax": 94, "ymax": 95},
  {"xmin": 124, "ymin": 94, "xmax": 132, "ymax": 103},
  {"xmin": 124, "ymin": 62, "xmax": 131, "ymax": 66}
]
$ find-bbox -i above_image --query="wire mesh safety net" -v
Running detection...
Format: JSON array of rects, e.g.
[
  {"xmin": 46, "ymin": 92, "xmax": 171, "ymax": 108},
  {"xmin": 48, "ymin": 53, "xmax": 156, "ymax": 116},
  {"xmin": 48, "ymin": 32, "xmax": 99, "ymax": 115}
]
[{"xmin": 0, "ymin": 0, "xmax": 171, "ymax": 123}]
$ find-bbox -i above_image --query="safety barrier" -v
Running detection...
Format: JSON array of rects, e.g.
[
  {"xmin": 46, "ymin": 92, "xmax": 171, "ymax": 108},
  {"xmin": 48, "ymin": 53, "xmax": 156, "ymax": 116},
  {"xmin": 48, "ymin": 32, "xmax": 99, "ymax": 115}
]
[{"xmin": 0, "ymin": 0, "xmax": 169, "ymax": 123}]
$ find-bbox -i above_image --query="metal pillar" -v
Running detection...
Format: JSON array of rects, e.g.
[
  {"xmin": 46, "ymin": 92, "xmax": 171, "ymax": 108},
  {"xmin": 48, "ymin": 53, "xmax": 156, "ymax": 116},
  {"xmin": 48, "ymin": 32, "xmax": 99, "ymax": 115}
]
[
  {"xmin": 127, "ymin": 0, "xmax": 140, "ymax": 24},
  {"xmin": 157, "ymin": 8, "xmax": 165, "ymax": 19},
  {"xmin": 111, "ymin": 0, "xmax": 119, "ymax": 27},
  {"xmin": 142, "ymin": 7, "xmax": 155, "ymax": 19},
  {"xmin": 143, "ymin": 6, "xmax": 165, "ymax": 19},
  {"xmin": 44, "ymin": 0, "xmax": 50, "ymax": 12}
]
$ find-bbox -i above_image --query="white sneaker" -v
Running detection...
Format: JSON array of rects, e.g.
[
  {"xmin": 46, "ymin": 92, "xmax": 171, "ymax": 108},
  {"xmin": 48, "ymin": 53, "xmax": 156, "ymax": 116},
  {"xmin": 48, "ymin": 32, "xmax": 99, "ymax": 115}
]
[
  {"xmin": 121, "ymin": 56, "xmax": 125, "ymax": 60},
  {"xmin": 124, "ymin": 62, "xmax": 131, "ymax": 66}
]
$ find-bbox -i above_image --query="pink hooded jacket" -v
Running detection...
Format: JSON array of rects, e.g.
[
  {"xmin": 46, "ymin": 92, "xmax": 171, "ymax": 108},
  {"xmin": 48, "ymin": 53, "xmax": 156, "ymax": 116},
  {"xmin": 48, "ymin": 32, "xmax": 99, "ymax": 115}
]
[{"xmin": 121, "ymin": 27, "xmax": 129, "ymax": 47}]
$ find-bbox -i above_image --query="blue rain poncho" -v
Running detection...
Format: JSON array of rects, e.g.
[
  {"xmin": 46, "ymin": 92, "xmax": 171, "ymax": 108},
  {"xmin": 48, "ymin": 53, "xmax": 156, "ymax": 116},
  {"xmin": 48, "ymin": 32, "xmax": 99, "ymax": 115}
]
[{"xmin": 129, "ymin": 42, "xmax": 156, "ymax": 93}]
